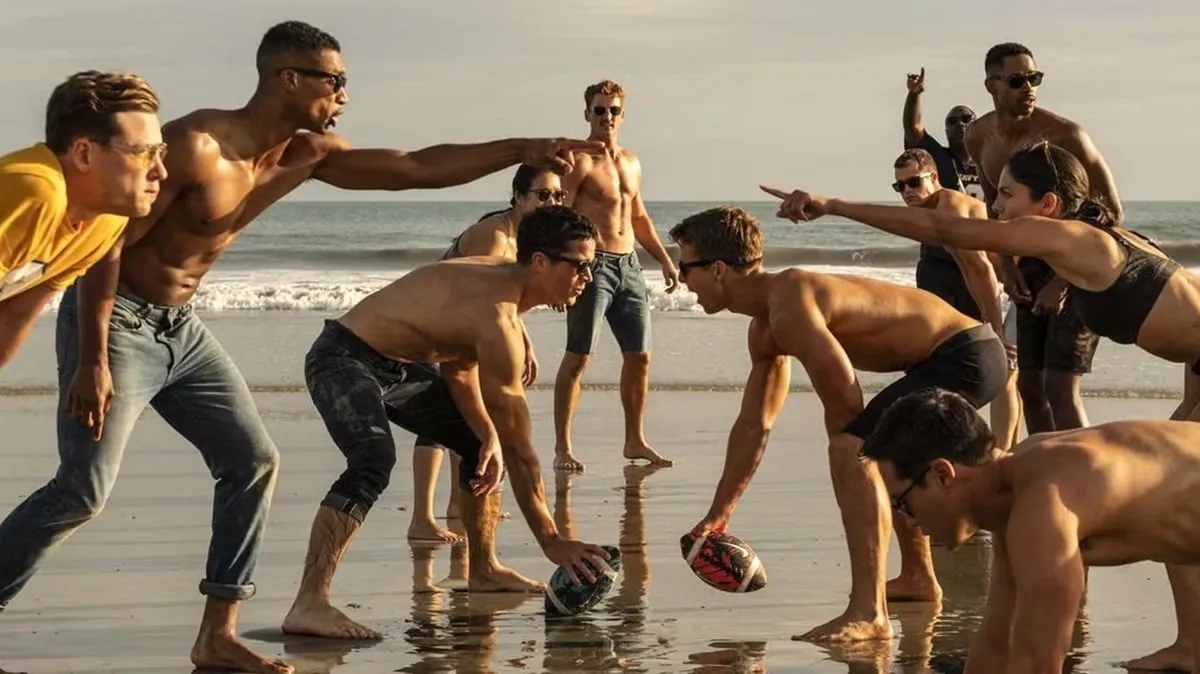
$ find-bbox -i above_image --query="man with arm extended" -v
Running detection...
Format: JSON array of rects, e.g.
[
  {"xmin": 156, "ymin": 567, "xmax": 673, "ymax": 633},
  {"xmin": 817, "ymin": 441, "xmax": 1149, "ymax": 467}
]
[
  {"xmin": 553, "ymin": 79, "xmax": 680, "ymax": 472},
  {"xmin": 863, "ymin": 386, "xmax": 1200, "ymax": 674},
  {"xmin": 885, "ymin": 149, "xmax": 1017, "ymax": 601},
  {"xmin": 0, "ymin": 70, "xmax": 164, "ymax": 370},
  {"xmin": 672, "ymin": 206, "xmax": 1007, "ymax": 642},
  {"xmin": 285, "ymin": 205, "xmax": 611, "ymax": 639},
  {"xmin": 0, "ymin": 20, "xmax": 600, "ymax": 674},
  {"xmin": 964, "ymin": 42, "xmax": 1121, "ymax": 438}
]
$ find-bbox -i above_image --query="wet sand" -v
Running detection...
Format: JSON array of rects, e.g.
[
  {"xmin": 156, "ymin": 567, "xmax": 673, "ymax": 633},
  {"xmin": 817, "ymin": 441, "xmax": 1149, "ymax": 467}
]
[{"xmin": 0, "ymin": 390, "xmax": 1181, "ymax": 673}]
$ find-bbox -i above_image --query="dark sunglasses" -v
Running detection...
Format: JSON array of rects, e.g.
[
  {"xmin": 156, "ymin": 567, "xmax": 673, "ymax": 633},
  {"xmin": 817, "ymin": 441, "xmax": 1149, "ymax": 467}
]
[
  {"xmin": 891, "ymin": 464, "xmax": 932, "ymax": 518},
  {"xmin": 280, "ymin": 67, "xmax": 348, "ymax": 92},
  {"xmin": 529, "ymin": 188, "xmax": 567, "ymax": 203},
  {"xmin": 945, "ymin": 114, "xmax": 975, "ymax": 126},
  {"xmin": 677, "ymin": 257, "xmax": 759, "ymax": 275},
  {"xmin": 891, "ymin": 173, "xmax": 931, "ymax": 192},
  {"xmin": 998, "ymin": 71, "xmax": 1043, "ymax": 89},
  {"xmin": 592, "ymin": 105, "xmax": 622, "ymax": 117},
  {"xmin": 545, "ymin": 252, "xmax": 593, "ymax": 274}
]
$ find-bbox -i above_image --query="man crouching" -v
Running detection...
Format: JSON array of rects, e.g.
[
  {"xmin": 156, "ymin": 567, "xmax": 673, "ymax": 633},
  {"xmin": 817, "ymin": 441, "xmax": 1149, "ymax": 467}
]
[{"xmin": 283, "ymin": 205, "xmax": 611, "ymax": 639}]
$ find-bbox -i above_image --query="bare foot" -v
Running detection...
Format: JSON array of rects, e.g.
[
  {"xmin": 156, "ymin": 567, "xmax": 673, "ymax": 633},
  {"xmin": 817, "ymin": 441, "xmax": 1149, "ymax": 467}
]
[
  {"xmin": 469, "ymin": 565, "xmax": 547, "ymax": 593},
  {"xmin": 1122, "ymin": 643, "xmax": 1193, "ymax": 671},
  {"xmin": 407, "ymin": 518, "xmax": 465, "ymax": 544},
  {"xmin": 791, "ymin": 612, "xmax": 892, "ymax": 643},
  {"xmin": 623, "ymin": 442, "xmax": 673, "ymax": 466},
  {"xmin": 281, "ymin": 601, "xmax": 382, "ymax": 640},
  {"xmin": 191, "ymin": 630, "xmax": 294, "ymax": 674},
  {"xmin": 886, "ymin": 575, "xmax": 943, "ymax": 603},
  {"xmin": 554, "ymin": 450, "xmax": 585, "ymax": 472}
]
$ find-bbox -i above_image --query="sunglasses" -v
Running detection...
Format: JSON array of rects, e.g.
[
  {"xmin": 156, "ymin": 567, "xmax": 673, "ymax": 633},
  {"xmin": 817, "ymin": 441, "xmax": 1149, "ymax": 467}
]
[
  {"xmin": 545, "ymin": 252, "xmax": 593, "ymax": 275},
  {"xmin": 891, "ymin": 464, "xmax": 932, "ymax": 519},
  {"xmin": 592, "ymin": 105, "xmax": 622, "ymax": 117},
  {"xmin": 529, "ymin": 188, "xmax": 567, "ymax": 203},
  {"xmin": 997, "ymin": 71, "xmax": 1043, "ymax": 89},
  {"xmin": 107, "ymin": 141, "xmax": 168, "ymax": 169},
  {"xmin": 945, "ymin": 114, "xmax": 975, "ymax": 126},
  {"xmin": 280, "ymin": 67, "xmax": 348, "ymax": 92},
  {"xmin": 677, "ymin": 257, "xmax": 759, "ymax": 275},
  {"xmin": 891, "ymin": 173, "xmax": 931, "ymax": 192}
]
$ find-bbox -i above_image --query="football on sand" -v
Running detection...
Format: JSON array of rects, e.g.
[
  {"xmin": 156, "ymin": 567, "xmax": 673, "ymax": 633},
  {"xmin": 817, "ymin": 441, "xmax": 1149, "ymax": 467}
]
[
  {"xmin": 544, "ymin": 545, "xmax": 622, "ymax": 617},
  {"xmin": 680, "ymin": 531, "xmax": 767, "ymax": 593}
]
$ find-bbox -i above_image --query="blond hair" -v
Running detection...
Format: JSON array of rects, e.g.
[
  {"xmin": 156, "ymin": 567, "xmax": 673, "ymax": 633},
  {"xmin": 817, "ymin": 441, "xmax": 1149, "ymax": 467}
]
[{"xmin": 584, "ymin": 79, "xmax": 625, "ymax": 106}]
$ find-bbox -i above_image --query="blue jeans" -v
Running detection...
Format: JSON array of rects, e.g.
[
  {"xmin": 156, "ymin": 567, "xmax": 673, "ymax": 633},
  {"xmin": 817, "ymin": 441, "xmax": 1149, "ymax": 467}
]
[
  {"xmin": 0, "ymin": 285, "xmax": 280, "ymax": 607},
  {"xmin": 565, "ymin": 251, "xmax": 651, "ymax": 355}
]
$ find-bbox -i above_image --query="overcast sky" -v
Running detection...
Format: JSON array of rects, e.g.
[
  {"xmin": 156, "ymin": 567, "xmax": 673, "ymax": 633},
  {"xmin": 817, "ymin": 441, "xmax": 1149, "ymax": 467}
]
[{"xmin": 3, "ymin": 1, "xmax": 1195, "ymax": 202}]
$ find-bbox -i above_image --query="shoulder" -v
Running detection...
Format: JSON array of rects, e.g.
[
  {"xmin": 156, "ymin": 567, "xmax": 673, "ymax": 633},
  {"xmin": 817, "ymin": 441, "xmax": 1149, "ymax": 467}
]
[
  {"xmin": 766, "ymin": 269, "xmax": 823, "ymax": 320},
  {"xmin": 963, "ymin": 113, "xmax": 997, "ymax": 144}
]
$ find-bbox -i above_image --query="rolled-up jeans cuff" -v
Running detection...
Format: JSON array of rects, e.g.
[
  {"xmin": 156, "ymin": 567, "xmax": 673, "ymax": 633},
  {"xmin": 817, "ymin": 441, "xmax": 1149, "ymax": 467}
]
[{"xmin": 199, "ymin": 579, "xmax": 256, "ymax": 601}]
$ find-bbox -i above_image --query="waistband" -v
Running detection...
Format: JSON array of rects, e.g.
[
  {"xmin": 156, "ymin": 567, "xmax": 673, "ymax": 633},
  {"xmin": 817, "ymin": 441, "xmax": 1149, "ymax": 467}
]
[
  {"xmin": 114, "ymin": 285, "xmax": 194, "ymax": 323},
  {"xmin": 315, "ymin": 319, "xmax": 410, "ymax": 374},
  {"xmin": 936, "ymin": 323, "xmax": 999, "ymax": 352},
  {"xmin": 594, "ymin": 250, "xmax": 636, "ymax": 259}
]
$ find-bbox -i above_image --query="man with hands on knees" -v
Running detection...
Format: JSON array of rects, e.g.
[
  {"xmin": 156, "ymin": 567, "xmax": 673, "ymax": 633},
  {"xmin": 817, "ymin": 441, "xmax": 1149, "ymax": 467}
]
[
  {"xmin": 283, "ymin": 205, "xmax": 612, "ymax": 641},
  {"xmin": 672, "ymin": 206, "xmax": 1006, "ymax": 643}
]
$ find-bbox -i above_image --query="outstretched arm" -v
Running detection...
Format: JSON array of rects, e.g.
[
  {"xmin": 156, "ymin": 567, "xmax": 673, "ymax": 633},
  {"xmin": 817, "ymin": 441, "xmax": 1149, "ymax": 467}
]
[
  {"xmin": 313, "ymin": 136, "xmax": 604, "ymax": 192},
  {"xmin": 940, "ymin": 199, "xmax": 1004, "ymax": 334},
  {"xmin": 700, "ymin": 317, "xmax": 792, "ymax": 528},
  {"xmin": 1057, "ymin": 126, "xmax": 1123, "ymax": 224},
  {"xmin": 1001, "ymin": 486, "xmax": 1086, "ymax": 674},
  {"xmin": 964, "ymin": 532, "xmax": 1016, "ymax": 673}
]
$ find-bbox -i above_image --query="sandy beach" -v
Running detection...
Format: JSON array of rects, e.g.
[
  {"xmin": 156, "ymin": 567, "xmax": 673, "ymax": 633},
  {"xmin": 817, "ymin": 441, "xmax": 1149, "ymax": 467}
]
[{"xmin": 0, "ymin": 384, "xmax": 1181, "ymax": 673}]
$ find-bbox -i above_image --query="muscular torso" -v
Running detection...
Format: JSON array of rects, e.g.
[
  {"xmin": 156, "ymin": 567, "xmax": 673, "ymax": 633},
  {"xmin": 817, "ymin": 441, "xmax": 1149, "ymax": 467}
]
[
  {"xmin": 757, "ymin": 270, "xmax": 980, "ymax": 372},
  {"xmin": 968, "ymin": 107, "xmax": 1077, "ymax": 196},
  {"xmin": 565, "ymin": 147, "xmax": 640, "ymax": 254},
  {"xmin": 123, "ymin": 110, "xmax": 333, "ymax": 306},
  {"xmin": 1007, "ymin": 421, "xmax": 1200, "ymax": 566},
  {"xmin": 339, "ymin": 258, "xmax": 522, "ymax": 366}
]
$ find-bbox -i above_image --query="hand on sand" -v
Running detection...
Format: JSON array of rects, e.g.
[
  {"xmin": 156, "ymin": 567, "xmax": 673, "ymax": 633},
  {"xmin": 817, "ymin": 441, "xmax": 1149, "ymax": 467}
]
[
  {"xmin": 759, "ymin": 185, "xmax": 834, "ymax": 223},
  {"xmin": 543, "ymin": 536, "xmax": 612, "ymax": 586},
  {"xmin": 906, "ymin": 66, "xmax": 926, "ymax": 93},
  {"xmin": 66, "ymin": 363, "xmax": 114, "ymax": 441},
  {"xmin": 523, "ymin": 138, "xmax": 607, "ymax": 175},
  {"xmin": 470, "ymin": 436, "xmax": 504, "ymax": 496}
]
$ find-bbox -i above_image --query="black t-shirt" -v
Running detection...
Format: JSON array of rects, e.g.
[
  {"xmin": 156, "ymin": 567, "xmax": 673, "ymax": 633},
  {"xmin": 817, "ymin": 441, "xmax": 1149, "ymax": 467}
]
[{"xmin": 913, "ymin": 132, "xmax": 983, "ymax": 263}]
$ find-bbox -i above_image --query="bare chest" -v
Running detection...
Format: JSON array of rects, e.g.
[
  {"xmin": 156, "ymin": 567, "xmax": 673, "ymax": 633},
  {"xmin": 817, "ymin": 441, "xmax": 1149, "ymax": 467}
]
[{"xmin": 576, "ymin": 155, "xmax": 639, "ymax": 208}]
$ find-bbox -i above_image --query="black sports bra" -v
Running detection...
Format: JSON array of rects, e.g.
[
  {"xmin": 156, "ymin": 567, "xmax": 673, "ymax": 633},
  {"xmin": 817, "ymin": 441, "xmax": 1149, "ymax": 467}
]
[{"xmin": 1068, "ymin": 223, "xmax": 1178, "ymax": 345}]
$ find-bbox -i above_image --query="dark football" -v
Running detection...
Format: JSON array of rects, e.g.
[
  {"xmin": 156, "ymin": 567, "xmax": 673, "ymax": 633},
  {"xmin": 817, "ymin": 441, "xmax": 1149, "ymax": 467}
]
[{"xmin": 544, "ymin": 544, "xmax": 622, "ymax": 617}]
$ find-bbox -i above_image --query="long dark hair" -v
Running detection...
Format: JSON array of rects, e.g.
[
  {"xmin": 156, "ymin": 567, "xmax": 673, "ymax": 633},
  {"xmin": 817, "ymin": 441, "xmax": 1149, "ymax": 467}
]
[{"xmin": 1005, "ymin": 141, "xmax": 1118, "ymax": 228}]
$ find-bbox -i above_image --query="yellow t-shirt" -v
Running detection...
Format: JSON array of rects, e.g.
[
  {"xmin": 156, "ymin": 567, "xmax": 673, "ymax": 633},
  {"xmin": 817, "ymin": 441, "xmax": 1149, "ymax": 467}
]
[{"xmin": 0, "ymin": 144, "xmax": 128, "ymax": 302}]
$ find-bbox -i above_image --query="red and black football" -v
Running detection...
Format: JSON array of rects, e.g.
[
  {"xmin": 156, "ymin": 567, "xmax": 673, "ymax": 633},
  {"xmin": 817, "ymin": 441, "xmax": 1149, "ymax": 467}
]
[{"xmin": 680, "ymin": 530, "xmax": 767, "ymax": 593}]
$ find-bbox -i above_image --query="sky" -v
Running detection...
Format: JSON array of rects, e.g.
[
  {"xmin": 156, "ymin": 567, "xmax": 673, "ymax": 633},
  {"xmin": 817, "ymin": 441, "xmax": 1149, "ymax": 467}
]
[{"xmin": 2, "ymin": 1, "xmax": 1196, "ymax": 202}]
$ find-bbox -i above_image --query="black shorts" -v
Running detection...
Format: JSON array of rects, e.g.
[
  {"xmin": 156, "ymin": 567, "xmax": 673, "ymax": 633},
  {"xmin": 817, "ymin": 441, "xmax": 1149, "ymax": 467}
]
[
  {"xmin": 843, "ymin": 324, "xmax": 1008, "ymax": 440},
  {"xmin": 916, "ymin": 255, "xmax": 984, "ymax": 322},
  {"xmin": 305, "ymin": 320, "xmax": 484, "ymax": 500}
]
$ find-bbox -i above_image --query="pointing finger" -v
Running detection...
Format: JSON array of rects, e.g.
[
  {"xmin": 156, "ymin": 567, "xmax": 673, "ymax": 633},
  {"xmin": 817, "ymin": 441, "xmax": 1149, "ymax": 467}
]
[
  {"xmin": 758, "ymin": 185, "xmax": 791, "ymax": 200},
  {"xmin": 560, "ymin": 139, "xmax": 607, "ymax": 154},
  {"xmin": 919, "ymin": 66, "xmax": 925, "ymax": 78}
]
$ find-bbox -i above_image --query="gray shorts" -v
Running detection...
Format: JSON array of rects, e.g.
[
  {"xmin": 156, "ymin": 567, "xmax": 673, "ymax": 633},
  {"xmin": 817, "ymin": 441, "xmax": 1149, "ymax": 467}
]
[{"xmin": 565, "ymin": 251, "xmax": 651, "ymax": 355}]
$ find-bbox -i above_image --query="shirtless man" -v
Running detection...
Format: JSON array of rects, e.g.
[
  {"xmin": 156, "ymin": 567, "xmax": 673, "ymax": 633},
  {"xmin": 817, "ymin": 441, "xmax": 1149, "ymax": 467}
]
[
  {"xmin": 553, "ymin": 79, "xmax": 680, "ymax": 472},
  {"xmin": 887, "ymin": 150, "xmax": 1019, "ymax": 599},
  {"xmin": 964, "ymin": 42, "xmax": 1122, "ymax": 438},
  {"xmin": 863, "ymin": 386, "xmax": 1200, "ymax": 673},
  {"xmin": 0, "ymin": 71, "xmax": 163, "ymax": 369},
  {"xmin": 0, "ymin": 20, "xmax": 601, "ymax": 674},
  {"xmin": 673, "ymin": 206, "xmax": 1007, "ymax": 642},
  {"xmin": 287, "ymin": 205, "xmax": 611, "ymax": 639}
]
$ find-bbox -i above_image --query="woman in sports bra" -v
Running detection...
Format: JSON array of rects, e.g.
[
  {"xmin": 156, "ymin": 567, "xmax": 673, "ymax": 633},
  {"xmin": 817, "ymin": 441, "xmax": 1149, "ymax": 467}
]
[
  {"xmin": 407, "ymin": 163, "xmax": 567, "ymax": 544},
  {"xmin": 763, "ymin": 141, "xmax": 1200, "ymax": 672}
]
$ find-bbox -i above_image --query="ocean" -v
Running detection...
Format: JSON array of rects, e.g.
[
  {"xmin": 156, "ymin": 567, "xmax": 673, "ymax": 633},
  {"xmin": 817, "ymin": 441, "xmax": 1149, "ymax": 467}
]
[{"xmin": 10, "ymin": 200, "xmax": 1200, "ymax": 398}]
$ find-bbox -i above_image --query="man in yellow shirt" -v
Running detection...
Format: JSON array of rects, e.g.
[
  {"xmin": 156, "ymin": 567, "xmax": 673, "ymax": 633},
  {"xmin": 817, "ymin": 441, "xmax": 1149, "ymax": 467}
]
[{"xmin": 0, "ymin": 70, "xmax": 165, "ymax": 368}]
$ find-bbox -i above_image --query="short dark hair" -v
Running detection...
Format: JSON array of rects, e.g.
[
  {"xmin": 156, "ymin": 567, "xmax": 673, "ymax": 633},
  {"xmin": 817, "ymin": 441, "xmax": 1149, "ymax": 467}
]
[
  {"xmin": 256, "ymin": 20, "xmax": 341, "ymax": 74},
  {"xmin": 44, "ymin": 71, "xmax": 160, "ymax": 155},
  {"xmin": 668, "ymin": 206, "xmax": 764, "ymax": 267},
  {"xmin": 894, "ymin": 148, "xmax": 937, "ymax": 173},
  {"xmin": 516, "ymin": 205, "xmax": 596, "ymax": 265},
  {"xmin": 984, "ymin": 42, "xmax": 1033, "ymax": 74},
  {"xmin": 860, "ymin": 388, "xmax": 994, "ymax": 481}
]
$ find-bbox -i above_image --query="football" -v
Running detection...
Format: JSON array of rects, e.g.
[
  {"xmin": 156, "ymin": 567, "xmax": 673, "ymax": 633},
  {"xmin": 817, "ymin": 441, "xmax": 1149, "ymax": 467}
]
[
  {"xmin": 544, "ymin": 544, "xmax": 622, "ymax": 617},
  {"xmin": 680, "ymin": 531, "xmax": 767, "ymax": 593}
]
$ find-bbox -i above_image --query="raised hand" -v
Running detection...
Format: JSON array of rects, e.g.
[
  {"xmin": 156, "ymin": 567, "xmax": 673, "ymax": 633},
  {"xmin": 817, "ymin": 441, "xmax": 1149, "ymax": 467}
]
[
  {"xmin": 522, "ymin": 138, "xmax": 607, "ymax": 175},
  {"xmin": 906, "ymin": 66, "xmax": 926, "ymax": 94},
  {"xmin": 759, "ymin": 185, "xmax": 834, "ymax": 223}
]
